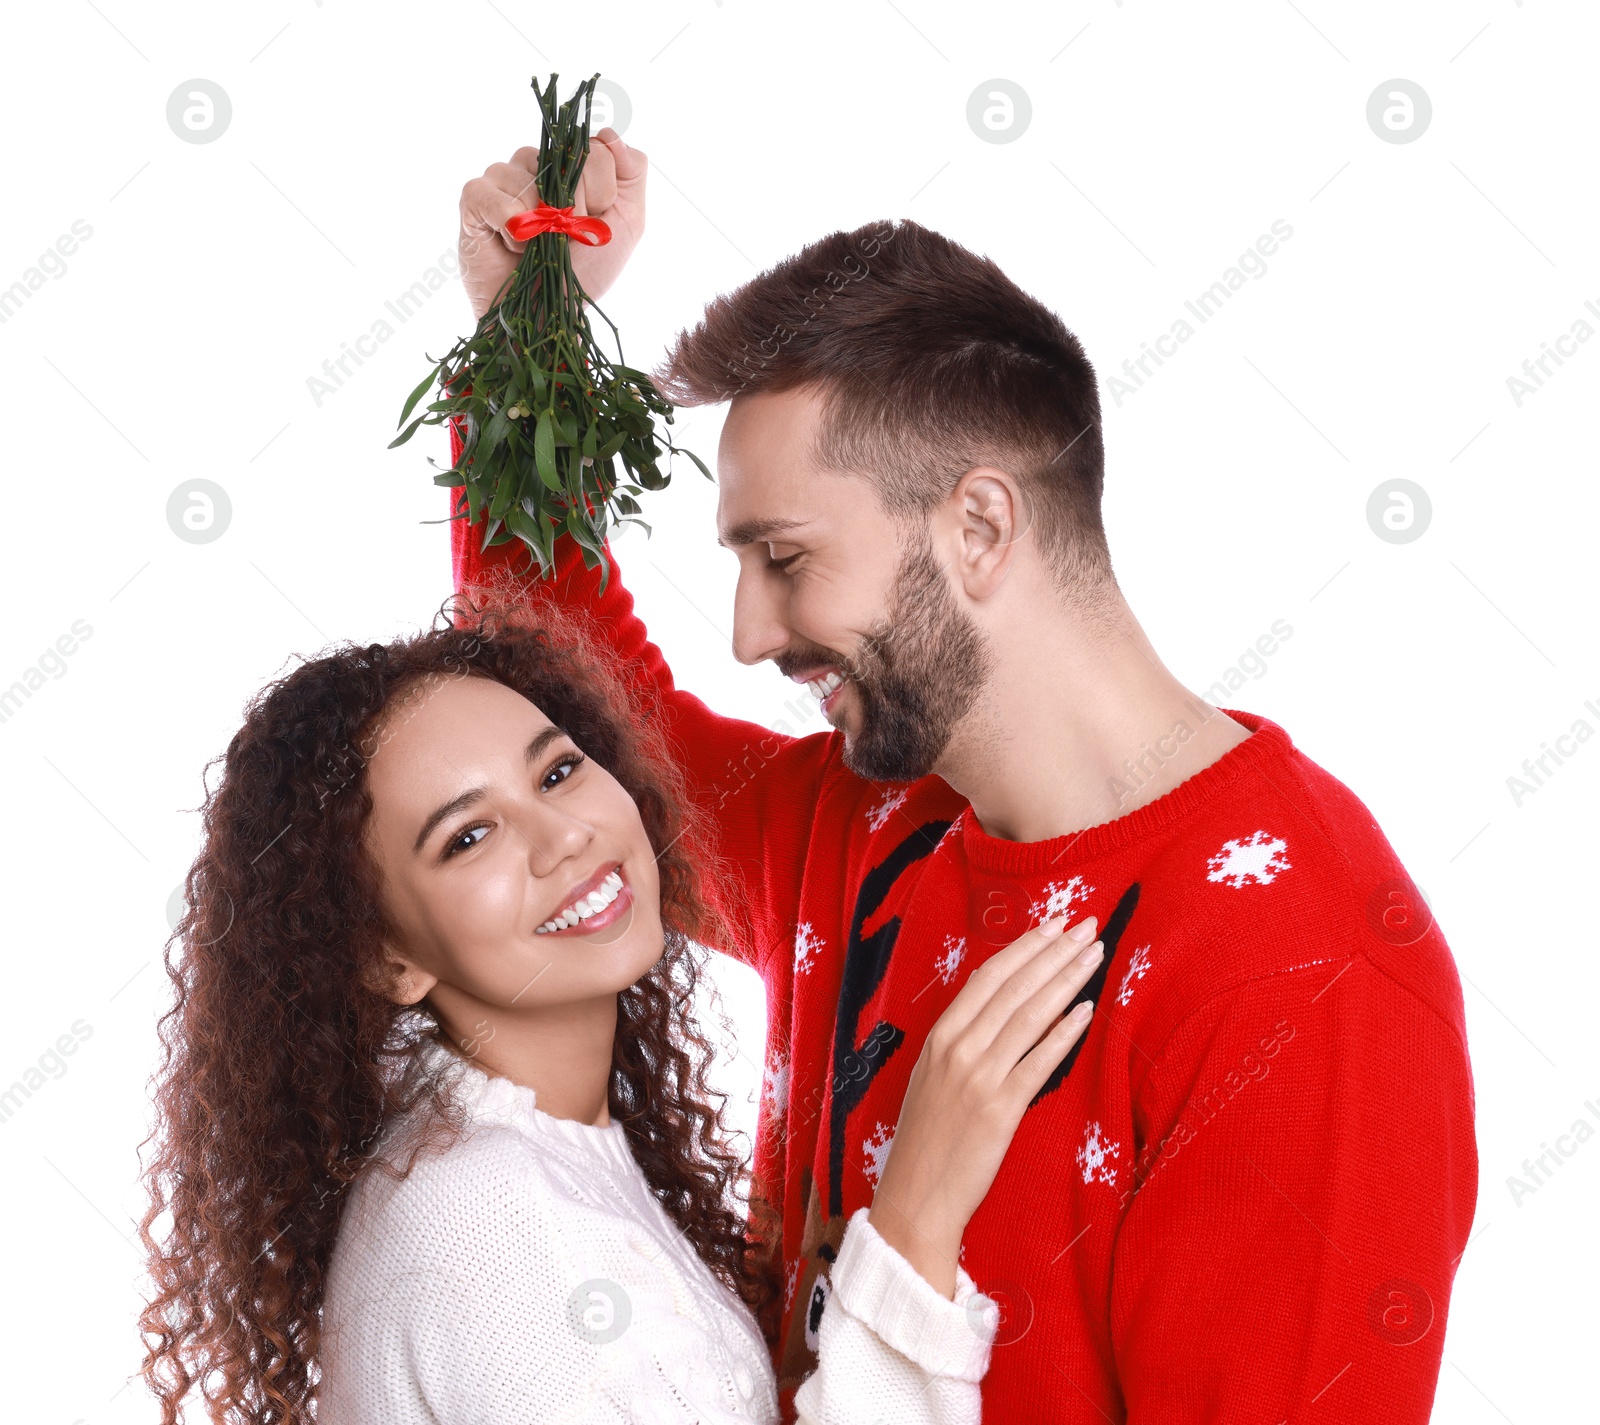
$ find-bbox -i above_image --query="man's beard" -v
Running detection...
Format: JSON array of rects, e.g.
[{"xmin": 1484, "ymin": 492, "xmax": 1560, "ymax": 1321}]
[{"xmin": 833, "ymin": 532, "xmax": 992, "ymax": 783}]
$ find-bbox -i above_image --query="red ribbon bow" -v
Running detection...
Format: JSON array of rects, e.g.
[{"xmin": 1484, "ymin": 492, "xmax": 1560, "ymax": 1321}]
[{"xmin": 505, "ymin": 200, "xmax": 612, "ymax": 247}]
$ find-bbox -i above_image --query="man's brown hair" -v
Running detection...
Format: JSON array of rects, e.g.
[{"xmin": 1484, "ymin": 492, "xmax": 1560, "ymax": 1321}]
[{"xmin": 654, "ymin": 218, "xmax": 1114, "ymax": 601}]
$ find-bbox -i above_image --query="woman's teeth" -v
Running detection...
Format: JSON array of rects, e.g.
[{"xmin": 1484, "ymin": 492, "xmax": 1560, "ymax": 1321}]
[
  {"xmin": 535, "ymin": 870, "xmax": 624, "ymax": 934},
  {"xmin": 807, "ymin": 670, "xmax": 845, "ymax": 701}
]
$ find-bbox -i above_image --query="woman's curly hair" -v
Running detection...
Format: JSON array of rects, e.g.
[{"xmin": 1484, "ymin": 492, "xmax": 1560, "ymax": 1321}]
[{"xmin": 136, "ymin": 594, "xmax": 780, "ymax": 1423}]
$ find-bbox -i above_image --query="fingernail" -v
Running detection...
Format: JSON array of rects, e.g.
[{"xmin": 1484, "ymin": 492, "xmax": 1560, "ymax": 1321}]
[
  {"xmin": 1079, "ymin": 941, "xmax": 1104, "ymax": 968},
  {"xmin": 1072, "ymin": 999, "xmax": 1094, "ymax": 1021},
  {"xmin": 1040, "ymin": 914, "xmax": 1069, "ymax": 937},
  {"xmin": 1067, "ymin": 916, "xmax": 1098, "ymax": 943}
]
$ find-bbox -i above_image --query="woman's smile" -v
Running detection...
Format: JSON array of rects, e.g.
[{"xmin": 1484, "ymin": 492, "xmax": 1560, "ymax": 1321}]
[{"xmin": 535, "ymin": 862, "xmax": 633, "ymax": 936}]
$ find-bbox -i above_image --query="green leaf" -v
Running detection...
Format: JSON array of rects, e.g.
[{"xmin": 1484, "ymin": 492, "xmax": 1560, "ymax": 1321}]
[
  {"xmin": 581, "ymin": 421, "xmax": 597, "ymax": 459},
  {"xmin": 433, "ymin": 470, "xmax": 467, "ymax": 487},
  {"xmin": 505, "ymin": 504, "xmax": 542, "ymax": 546},
  {"xmin": 398, "ymin": 367, "xmax": 440, "ymax": 428},
  {"xmin": 388, "ymin": 415, "xmax": 426, "ymax": 450},
  {"xmin": 481, "ymin": 408, "xmax": 512, "ymax": 462},
  {"xmin": 555, "ymin": 407, "xmax": 579, "ymax": 447},
  {"xmin": 512, "ymin": 511, "xmax": 556, "ymax": 578},
  {"xmin": 564, "ymin": 503, "xmax": 591, "ymax": 548},
  {"xmin": 505, "ymin": 364, "xmax": 527, "ymax": 410},
  {"xmin": 678, "ymin": 446, "xmax": 715, "ymax": 482},
  {"xmin": 488, "ymin": 471, "xmax": 517, "ymax": 520},
  {"xmin": 570, "ymin": 500, "xmax": 603, "ymax": 547},
  {"xmin": 457, "ymin": 410, "xmax": 481, "ymax": 465},
  {"xmin": 597, "ymin": 429, "xmax": 628, "ymax": 460},
  {"xmin": 534, "ymin": 410, "xmax": 560, "ymax": 491}
]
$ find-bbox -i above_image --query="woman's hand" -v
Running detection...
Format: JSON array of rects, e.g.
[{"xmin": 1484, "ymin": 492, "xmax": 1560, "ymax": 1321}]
[
  {"xmin": 868, "ymin": 914, "xmax": 1102, "ymax": 1299},
  {"xmin": 457, "ymin": 127, "xmax": 648, "ymax": 321}
]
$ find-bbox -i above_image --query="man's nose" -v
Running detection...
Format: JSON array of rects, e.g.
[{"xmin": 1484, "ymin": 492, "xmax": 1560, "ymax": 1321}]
[{"xmin": 730, "ymin": 563, "xmax": 789, "ymax": 667}]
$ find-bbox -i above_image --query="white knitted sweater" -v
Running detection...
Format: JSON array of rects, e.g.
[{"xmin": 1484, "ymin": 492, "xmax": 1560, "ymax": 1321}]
[{"xmin": 319, "ymin": 1038, "xmax": 997, "ymax": 1423}]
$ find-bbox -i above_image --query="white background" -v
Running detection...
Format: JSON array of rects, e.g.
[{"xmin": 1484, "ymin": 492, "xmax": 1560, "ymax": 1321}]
[{"xmin": 0, "ymin": 1, "xmax": 1594, "ymax": 1420}]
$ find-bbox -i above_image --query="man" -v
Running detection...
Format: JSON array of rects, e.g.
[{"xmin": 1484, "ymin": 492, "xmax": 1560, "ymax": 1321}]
[{"xmin": 447, "ymin": 129, "xmax": 1477, "ymax": 1422}]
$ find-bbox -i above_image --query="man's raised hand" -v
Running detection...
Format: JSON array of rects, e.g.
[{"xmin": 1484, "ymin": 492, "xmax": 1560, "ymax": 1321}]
[{"xmin": 457, "ymin": 127, "xmax": 648, "ymax": 322}]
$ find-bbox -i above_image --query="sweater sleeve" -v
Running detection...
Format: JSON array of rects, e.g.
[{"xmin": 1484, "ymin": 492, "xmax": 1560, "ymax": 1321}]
[
  {"xmin": 792, "ymin": 1208, "xmax": 998, "ymax": 1425},
  {"xmin": 446, "ymin": 416, "xmax": 832, "ymax": 978},
  {"xmin": 1111, "ymin": 951, "xmax": 1478, "ymax": 1423}
]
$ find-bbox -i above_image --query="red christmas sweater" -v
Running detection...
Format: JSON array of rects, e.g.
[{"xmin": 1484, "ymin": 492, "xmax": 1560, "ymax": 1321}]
[{"xmin": 449, "ymin": 487, "xmax": 1478, "ymax": 1423}]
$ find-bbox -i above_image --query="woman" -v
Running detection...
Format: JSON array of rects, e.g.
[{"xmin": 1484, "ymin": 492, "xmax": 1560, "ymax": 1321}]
[{"xmin": 137, "ymin": 600, "xmax": 1103, "ymax": 1423}]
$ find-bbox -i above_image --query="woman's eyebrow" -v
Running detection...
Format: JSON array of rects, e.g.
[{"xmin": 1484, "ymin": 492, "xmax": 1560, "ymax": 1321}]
[
  {"xmin": 411, "ymin": 726, "xmax": 570, "ymax": 855},
  {"xmin": 413, "ymin": 787, "xmax": 484, "ymax": 855},
  {"xmin": 523, "ymin": 725, "xmax": 567, "ymax": 765}
]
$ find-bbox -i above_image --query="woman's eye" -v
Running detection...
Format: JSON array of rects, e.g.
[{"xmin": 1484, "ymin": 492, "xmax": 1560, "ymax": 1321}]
[
  {"xmin": 541, "ymin": 752, "xmax": 586, "ymax": 790},
  {"xmin": 769, "ymin": 551, "xmax": 802, "ymax": 573},
  {"xmin": 446, "ymin": 825, "xmax": 490, "ymax": 857}
]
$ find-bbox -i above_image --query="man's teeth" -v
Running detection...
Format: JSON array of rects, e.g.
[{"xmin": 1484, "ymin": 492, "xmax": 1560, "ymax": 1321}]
[
  {"xmin": 535, "ymin": 870, "xmax": 624, "ymax": 934},
  {"xmin": 807, "ymin": 670, "xmax": 845, "ymax": 701}
]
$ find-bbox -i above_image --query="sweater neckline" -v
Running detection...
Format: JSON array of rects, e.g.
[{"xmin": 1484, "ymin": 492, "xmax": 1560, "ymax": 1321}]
[
  {"xmin": 959, "ymin": 707, "xmax": 1289, "ymax": 873},
  {"xmin": 415, "ymin": 1036, "xmax": 638, "ymax": 1169}
]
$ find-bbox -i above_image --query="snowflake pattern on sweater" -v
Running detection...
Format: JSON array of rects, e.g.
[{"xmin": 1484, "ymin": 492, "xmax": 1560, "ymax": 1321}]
[
  {"xmin": 1115, "ymin": 944, "xmax": 1153, "ymax": 1006},
  {"xmin": 861, "ymin": 1122, "xmax": 896, "ymax": 1190},
  {"xmin": 934, "ymin": 935, "xmax": 967, "ymax": 985},
  {"xmin": 793, "ymin": 922, "xmax": 824, "ymax": 976},
  {"xmin": 763, "ymin": 1050, "xmax": 791, "ymax": 1116},
  {"xmin": 1206, "ymin": 829, "xmax": 1293, "ymax": 887},
  {"xmin": 1076, "ymin": 1120, "xmax": 1122, "ymax": 1187},
  {"xmin": 866, "ymin": 787, "xmax": 908, "ymax": 832},
  {"xmin": 1029, "ymin": 874, "xmax": 1097, "ymax": 925}
]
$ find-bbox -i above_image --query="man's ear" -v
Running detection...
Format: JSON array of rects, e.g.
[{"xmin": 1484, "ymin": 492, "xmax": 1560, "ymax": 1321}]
[
  {"xmin": 950, "ymin": 466, "xmax": 1026, "ymax": 598},
  {"xmin": 364, "ymin": 940, "xmax": 439, "ymax": 1006}
]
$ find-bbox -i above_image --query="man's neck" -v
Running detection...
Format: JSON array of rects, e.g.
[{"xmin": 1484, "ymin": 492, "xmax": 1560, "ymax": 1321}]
[{"xmin": 936, "ymin": 594, "xmax": 1253, "ymax": 845}]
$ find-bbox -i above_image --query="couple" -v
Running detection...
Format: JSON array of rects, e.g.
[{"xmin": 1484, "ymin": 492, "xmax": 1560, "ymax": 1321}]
[{"xmin": 139, "ymin": 125, "xmax": 1477, "ymax": 1423}]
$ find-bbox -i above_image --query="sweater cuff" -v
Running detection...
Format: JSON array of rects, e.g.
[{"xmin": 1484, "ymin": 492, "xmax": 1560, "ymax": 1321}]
[{"xmin": 830, "ymin": 1208, "xmax": 999, "ymax": 1383}]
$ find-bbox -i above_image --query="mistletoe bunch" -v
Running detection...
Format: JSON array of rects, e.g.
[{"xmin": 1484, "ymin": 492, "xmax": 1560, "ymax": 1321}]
[{"xmin": 391, "ymin": 72, "xmax": 708, "ymax": 590}]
